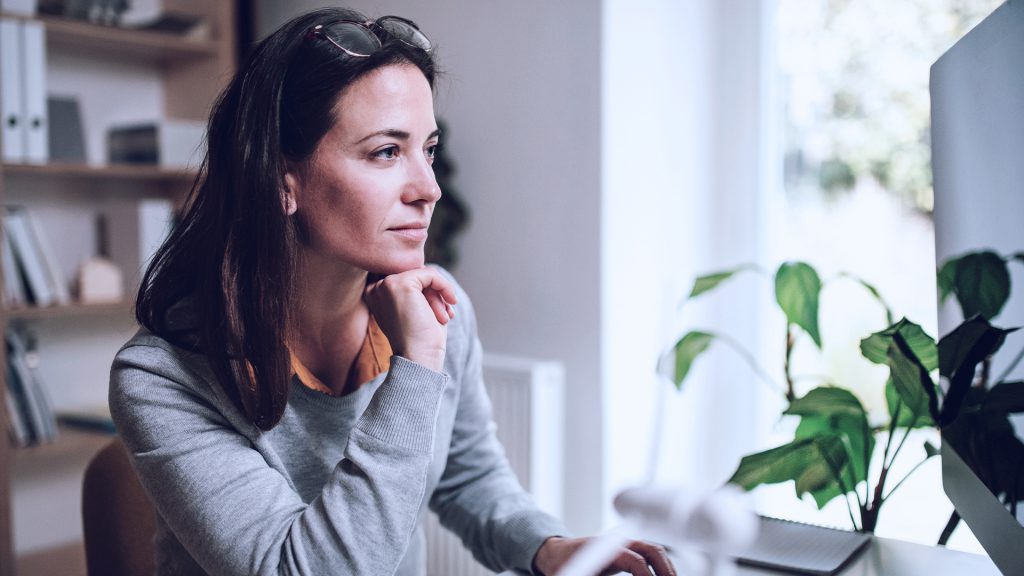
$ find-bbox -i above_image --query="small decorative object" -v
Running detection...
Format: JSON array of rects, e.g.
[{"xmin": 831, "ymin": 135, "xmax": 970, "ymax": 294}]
[
  {"xmin": 107, "ymin": 119, "xmax": 206, "ymax": 169},
  {"xmin": 125, "ymin": 11, "xmax": 210, "ymax": 39},
  {"xmin": 38, "ymin": 0, "xmax": 130, "ymax": 25},
  {"xmin": 666, "ymin": 253, "xmax": 1023, "ymax": 538},
  {"xmin": 76, "ymin": 256, "xmax": 123, "ymax": 303},
  {"xmin": 75, "ymin": 214, "xmax": 124, "ymax": 304}
]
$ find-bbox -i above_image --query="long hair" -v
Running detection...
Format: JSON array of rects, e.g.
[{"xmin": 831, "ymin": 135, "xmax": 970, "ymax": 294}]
[{"xmin": 136, "ymin": 8, "xmax": 437, "ymax": 430}]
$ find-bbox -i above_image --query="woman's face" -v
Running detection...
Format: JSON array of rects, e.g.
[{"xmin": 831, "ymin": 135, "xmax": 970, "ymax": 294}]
[{"xmin": 286, "ymin": 63, "xmax": 440, "ymax": 275}]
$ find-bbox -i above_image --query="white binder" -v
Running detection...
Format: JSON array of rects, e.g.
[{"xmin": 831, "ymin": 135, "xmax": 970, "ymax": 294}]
[
  {"xmin": 21, "ymin": 20, "xmax": 47, "ymax": 164},
  {"xmin": 0, "ymin": 0, "xmax": 39, "ymax": 16},
  {"xmin": 0, "ymin": 18, "xmax": 25, "ymax": 162}
]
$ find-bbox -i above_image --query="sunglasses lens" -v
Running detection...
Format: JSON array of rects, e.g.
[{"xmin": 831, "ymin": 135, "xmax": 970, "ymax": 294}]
[
  {"xmin": 322, "ymin": 22, "xmax": 379, "ymax": 57},
  {"xmin": 376, "ymin": 17, "xmax": 431, "ymax": 52}
]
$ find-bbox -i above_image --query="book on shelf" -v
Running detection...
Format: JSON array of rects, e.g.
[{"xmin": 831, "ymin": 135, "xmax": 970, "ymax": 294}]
[
  {"xmin": 24, "ymin": 206, "xmax": 71, "ymax": 305},
  {"xmin": 5, "ymin": 326, "xmax": 58, "ymax": 445},
  {"xmin": 1, "ymin": 229, "xmax": 27, "ymax": 308},
  {"xmin": 3, "ymin": 205, "xmax": 71, "ymax": 307},
  {"xmin": 4, "ymin": 360, "xmax": 31, "ymax": 446}
]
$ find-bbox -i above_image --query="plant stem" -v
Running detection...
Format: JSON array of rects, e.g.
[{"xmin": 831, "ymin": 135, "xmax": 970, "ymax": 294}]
[
  {"xmin": 710, "ymin": 331, "xmax": 787, "ymax": 397},
  {"xmin": 784, "ymin": 325, "xmax": 796, "ymax": 402},
  {"xmin": 886, "ymin": 415, "xmax": 918, "ymax": 471},
  {"xmin": 937, "ymin": 510, "xmax": 960, "ymax": 546},
  {"xmin": 861, "ymin": 415, "xmax": 871, "ymax": 512},
  {"xmin": 864, "ymin": 402, "xmax": 907, "ymax": 533},
  {"xmin": 821, "ymin": 445, "xmax": 861, "ymax": 531},
  {"xmin": 883, "ymin": 456, "xmax": 935, "ymax": 500},
  {"xmin": 879, "ymin": 403, "xmax": 902, "ymax": 475},
  {"xmin": 995, "ymin": 345, "xmax": 1024, "ymax": 384}
]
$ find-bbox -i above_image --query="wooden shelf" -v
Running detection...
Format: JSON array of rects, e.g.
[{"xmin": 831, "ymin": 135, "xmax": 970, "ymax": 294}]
[
  {"xmin": 2, "ymin": 162, "xmax": 196, "ymax": 184},
  {"xmin": 42, "ymin": 15, "xmax": 218, "ymax": 63},
  {"xmin": 4, "ymin": 302, "xmax": 133, "ymax": 322},
  {"xmin": 16, "ymin": 540, "xmax": 86, "ymax": 576},
  {"xmin": 12, "ymin": 426, "xmax": 112, "ymax": 468}
]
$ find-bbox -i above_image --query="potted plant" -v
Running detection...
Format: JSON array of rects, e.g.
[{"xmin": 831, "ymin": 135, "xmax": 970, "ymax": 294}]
[{"xmin": 668, "ymin": 250, "xmax": 1024, "ymax": 538}]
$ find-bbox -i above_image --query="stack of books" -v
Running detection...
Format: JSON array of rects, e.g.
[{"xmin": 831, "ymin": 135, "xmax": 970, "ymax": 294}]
[
  {"xmin": 4, "ymin": 326, "xmax": 57, "ymax": 446},
  {"xmin": 2, "ymin": 205, "xmax": 72, "ymax": 309}
]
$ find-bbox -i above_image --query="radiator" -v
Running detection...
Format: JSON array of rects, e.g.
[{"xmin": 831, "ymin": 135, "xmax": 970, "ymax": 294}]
[{"xmin": 424, "ymin": 353, "xmax": 565, "ymax": 576}]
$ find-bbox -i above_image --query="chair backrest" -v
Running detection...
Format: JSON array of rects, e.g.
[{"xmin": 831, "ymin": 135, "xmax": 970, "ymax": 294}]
[{"xmin": 82, "ymin": 437, "xmax": 156, "ymax": 576}]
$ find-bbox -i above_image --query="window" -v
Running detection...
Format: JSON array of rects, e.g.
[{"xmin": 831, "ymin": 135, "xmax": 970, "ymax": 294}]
[{"xmin": 757, "ymin": 0, "xmax": 1002, "ymax": 548}]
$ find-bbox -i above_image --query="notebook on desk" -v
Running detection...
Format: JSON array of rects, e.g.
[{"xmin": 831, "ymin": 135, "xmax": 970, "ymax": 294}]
[{"xmin": 736, "ymin": 516, "xmax": 872, "ymax": 576}]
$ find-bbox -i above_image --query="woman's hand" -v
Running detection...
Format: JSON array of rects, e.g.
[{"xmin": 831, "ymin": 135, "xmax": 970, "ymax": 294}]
[
  {"xmin": 363, "ymin": 267, "xmax": 457, "ymax": 372},
  {"xmin": 532, "ymin": 536, "xmax": 676, "ymax": 576}
]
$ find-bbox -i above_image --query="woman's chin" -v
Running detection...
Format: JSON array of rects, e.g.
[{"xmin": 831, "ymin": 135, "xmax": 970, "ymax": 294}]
[{"xmin": 370, "ymin": 255, "xmax": 427, "ymax": 276}]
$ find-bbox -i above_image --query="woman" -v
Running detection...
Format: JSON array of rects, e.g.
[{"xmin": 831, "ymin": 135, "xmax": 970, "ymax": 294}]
[{"xmin": 110, "ymin": 7, "xmax": 674, "ymax": 575}]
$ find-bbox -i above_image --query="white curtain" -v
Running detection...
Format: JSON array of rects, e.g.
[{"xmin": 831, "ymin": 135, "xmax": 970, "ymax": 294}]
[{"xmin": 601, "ymin": 0, "xmax": 777, "ymax": 526}]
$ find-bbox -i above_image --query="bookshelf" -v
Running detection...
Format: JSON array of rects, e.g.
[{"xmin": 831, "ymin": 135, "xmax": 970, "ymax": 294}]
[
  {"xmin": 0, "ymin": 2, "xmax": 236, "ymax": 574},
  {"xmin": 2, "ymin": 161, "xmax": 196, "ymax": 183}
]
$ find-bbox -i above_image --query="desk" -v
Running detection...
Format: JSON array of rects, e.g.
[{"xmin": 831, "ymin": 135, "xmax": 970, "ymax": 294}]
[{"xmin": 735, "ymin": 536, "xmax": 1001, "ymax": 576}]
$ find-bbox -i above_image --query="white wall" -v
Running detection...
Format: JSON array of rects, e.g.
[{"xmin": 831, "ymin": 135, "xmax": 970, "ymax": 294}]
[
  {"xmin": 602, "ymin": 0, "xmax": 770, "ymax": 522},
  {"xmin": 256, "ymin": 1, "xmax": 605, "ymax": 534}
]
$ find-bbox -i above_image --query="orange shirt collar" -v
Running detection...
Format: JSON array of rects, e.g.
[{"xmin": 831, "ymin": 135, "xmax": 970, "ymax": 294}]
[{"xmin": 290, "ymin": 314, "xmax": 393, "ymax": 396}]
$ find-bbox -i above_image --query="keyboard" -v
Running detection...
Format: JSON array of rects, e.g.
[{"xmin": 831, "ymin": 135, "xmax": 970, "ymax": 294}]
[{"xmin": 735, "ymin": 516, "xmax": 872, "ymax": 576}]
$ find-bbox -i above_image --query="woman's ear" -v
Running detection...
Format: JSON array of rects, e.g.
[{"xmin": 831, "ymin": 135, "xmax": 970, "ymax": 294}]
[{"xmin": 282, "ymin": 171, "xmax": 299, "ymax": 216}]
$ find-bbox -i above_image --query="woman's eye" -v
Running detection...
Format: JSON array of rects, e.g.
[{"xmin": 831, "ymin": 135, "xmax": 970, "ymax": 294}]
[
  {"xmin": 372, "ymin": 146, "xmax": 399, "ymax": 160},
  {"xmin": 425, "ymin": 144, "xmax": 439, "ymax": 162}
]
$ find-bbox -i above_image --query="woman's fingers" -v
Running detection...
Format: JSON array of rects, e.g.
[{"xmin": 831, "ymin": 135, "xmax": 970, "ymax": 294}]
[
  {"xmin": 425, "ymin": 290, "xmax": 454, "ymax": 325},
  {"xmin": 628, "ymin": 541, "xmax": 676, "ymax": 576},
  {"xmin": 363, "ymin": 267, "xmax": 457, "ymax": 371},
  {"xmin": 605, "ymin": 548, "xmax": 651, "ymax": 576},
  {"xmin": 602, "ymin": 541, "xmax": 676, "ymax": 576}
]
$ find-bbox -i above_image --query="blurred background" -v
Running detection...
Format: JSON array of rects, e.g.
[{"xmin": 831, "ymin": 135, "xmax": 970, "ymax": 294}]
[{"xmin": 1, "ymin": 0, "xmax": 1007, "ymax": 572}]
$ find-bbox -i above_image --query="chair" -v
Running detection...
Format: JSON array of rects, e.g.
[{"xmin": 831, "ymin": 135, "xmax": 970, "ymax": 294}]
[{"xmin": 82, "ymin": 438, "xmax": 156, "ymax": 576}]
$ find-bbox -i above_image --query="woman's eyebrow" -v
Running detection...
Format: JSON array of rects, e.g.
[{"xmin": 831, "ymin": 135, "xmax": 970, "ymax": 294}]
[{"xmin": 355, "ymin": 128, "xmax": 442, "ymax": 145}]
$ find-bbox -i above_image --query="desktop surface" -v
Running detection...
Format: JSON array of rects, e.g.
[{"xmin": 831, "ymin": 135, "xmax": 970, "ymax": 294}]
[{"xmin": 732, "ymin": 536, "xmax": 1000, "ymax": 576}]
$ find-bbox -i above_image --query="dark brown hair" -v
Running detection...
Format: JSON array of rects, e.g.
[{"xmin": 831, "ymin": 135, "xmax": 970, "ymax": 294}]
[{"xmin": 135, "ymin": 8, "xmax": 437, "ymax": 430}]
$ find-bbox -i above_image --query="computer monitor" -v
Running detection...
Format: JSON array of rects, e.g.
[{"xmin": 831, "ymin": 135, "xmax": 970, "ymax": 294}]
[{"xmin": 930, "ymin": 0, "xmax": 1024, "ymax": 572}]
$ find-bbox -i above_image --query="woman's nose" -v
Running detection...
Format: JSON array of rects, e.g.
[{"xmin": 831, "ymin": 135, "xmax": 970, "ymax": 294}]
[{"xmin": 404, "ymin": 156, "xmax": 442, "ymax": 204}]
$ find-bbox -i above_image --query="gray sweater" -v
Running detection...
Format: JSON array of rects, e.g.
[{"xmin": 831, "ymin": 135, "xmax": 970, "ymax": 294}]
[{"xmin": 109, "ymin": 278, "xmax": 567, "ymax": 575}]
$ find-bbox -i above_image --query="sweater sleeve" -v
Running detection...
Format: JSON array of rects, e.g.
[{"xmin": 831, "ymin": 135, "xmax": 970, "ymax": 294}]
[
  {"xmin": 427, "ymin": 282, "xmax": 570, "ymax": 574},
  {"xmin": 109, "ymin": 343, "xmax": 447, "ymax": 576}
]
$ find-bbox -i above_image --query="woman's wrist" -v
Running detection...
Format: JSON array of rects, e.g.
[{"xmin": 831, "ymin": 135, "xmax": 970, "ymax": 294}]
[
  {"xmin": 531, "ymin": 536, "xmax": 564, "ymax": 576},
  {"xmin": 395, "ymin": 348, "xmax": 445, "ymax": 372}
]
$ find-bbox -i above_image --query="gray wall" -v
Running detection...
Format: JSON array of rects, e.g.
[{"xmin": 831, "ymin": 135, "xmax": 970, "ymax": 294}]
[{"xmin": 256, "ymin": 1, "xmax": 604, "ymax": 534}]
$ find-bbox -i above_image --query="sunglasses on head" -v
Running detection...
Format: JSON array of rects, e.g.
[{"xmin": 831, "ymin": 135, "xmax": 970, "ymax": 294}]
[{"xmin": 306, "ymin": 16, "xmax": 431, "ymax": 58}]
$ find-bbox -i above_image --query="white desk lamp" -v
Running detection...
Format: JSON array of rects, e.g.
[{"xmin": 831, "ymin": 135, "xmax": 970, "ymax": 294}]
[{"xmin": 556, "ymin": 485, "xmax": 758, "ymax": 576}]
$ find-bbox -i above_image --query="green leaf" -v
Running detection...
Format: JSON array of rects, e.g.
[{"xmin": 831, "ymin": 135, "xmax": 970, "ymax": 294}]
[
  {"xmin": 729, "ymin": 435, "xmax": 848, "ymax": 509},
  {"xmin": 937, "ymin": 257, "xmax": 959, "ymax": 306},
  {"xmin": 886, "ymin": 378, "xmax": 930, "ymax": 428},
  {"xmin": 670, "ymin": 331, "xmax": 715, "ymax": 390},
  {"xmin": 954, "ymin": 251, "xmax": 1010, "ymax": 320},
  {"xmin": 924, "ymin": 441, "xmax": 940, "ymax": 459},
  {"xmin": 775, "ymin": 262, "xmax": 823, "ymax": 348},
  {"xmin": 982, "ymin": 381, "xmax": 1024, "ymax": 414},
  {"xmin": 689, "ymin": 265, "xmax": 755, "ymax": 298},
  {"xmin": 887, "ymin": 335, "xmax": 937, "ymax": 426},
  {"xmin": 860, "ymin": 318, "xmax": 938, "ymax": 372},
  {"xmin": 786, "ymin": 386, "xmax": 869, "ymax": 419},
  {"xmin": 938, "ymin": 317, "xmax": 1014, "ymax": 426},
  {"xmin": 789, "ymin": 387, "xmax": 873, "ymax": 506},
  {"xmin": 938, "ymin": 316, "xmax": 1012, "ymax": 379}
]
